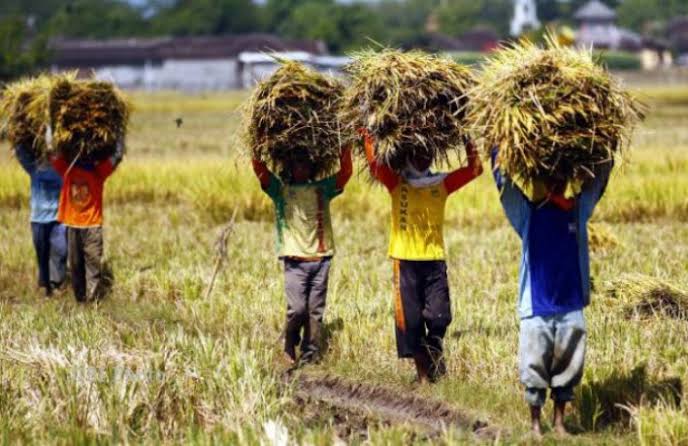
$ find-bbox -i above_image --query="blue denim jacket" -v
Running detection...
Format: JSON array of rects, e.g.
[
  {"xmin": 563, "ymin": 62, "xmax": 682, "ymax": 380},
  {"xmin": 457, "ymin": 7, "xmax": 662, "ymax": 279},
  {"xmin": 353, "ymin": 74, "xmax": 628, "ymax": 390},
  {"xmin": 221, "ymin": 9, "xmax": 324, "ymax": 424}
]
[
  {"xmin": 15, "ymin": 146, "xmax": 63, "ymax": 223},
  {"xmin": 491, "ymin": 149, "xmax": 611, "ymax": 318}
]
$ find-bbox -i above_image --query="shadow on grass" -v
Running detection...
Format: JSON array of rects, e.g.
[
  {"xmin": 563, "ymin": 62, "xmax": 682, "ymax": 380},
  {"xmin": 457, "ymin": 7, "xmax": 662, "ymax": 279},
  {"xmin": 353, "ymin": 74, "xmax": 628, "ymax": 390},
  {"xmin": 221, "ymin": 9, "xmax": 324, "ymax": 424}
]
[
  {"xmin": 576, "ymin": 364, "xmax": 682, "ymax": 432},
  {"xmin": 96, "ymin": 261, "xmax": 115, "ymax": 302},
  {"xmin": 321, "ymin": 317, "xmax": 344, "ymax": 357}
]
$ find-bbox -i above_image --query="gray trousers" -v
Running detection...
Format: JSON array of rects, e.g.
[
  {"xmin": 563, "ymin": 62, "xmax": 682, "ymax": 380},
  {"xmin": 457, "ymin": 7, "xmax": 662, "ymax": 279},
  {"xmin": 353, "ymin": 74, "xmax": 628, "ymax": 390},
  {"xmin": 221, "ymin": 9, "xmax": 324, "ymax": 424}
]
[
  {"xmin": 284, "ymin": 257, "xmax": 331, "ymax": 357},
  {"xmin": 67, "ymin": 227, "xmax": 104, "ymax": 302},
  {"xmin": 519, "ymin": 310, "xmax": 587, "ymax": 407}
]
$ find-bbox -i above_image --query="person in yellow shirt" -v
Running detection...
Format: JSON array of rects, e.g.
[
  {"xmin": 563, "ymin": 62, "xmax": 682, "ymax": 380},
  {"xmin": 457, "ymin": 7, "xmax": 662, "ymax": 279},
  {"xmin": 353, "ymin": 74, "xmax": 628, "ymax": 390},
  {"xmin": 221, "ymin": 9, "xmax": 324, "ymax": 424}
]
[{"xmin": 363, "ymin": 132, "xmax": 482, "ymax": 382}]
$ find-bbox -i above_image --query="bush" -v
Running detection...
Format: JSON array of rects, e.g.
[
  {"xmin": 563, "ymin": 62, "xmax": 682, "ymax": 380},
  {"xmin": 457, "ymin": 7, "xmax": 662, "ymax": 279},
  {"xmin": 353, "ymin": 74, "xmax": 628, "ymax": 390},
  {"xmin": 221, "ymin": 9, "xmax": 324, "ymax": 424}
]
[
  {"xmin": 447, "ymin": 51, "xmax": 489, "ymax": 67},
  {"xmin": 595, "ymin": 51, "xmax": 642, "ymax": 71}
]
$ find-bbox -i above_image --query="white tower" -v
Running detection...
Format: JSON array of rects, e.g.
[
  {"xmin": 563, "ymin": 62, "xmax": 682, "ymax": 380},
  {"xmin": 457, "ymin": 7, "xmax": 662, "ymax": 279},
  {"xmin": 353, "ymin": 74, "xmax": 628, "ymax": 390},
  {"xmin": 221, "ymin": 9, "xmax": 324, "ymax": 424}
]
[{"xmin": 510, "ymin": 0, "xmax": 540, "ymax": 36}]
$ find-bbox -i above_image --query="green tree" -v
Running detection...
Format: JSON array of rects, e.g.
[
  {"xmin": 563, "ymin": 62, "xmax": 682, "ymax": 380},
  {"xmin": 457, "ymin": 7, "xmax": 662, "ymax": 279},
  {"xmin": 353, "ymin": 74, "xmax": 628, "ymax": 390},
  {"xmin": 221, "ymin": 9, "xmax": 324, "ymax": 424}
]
[
  {"xmin": 0, "ymin": 16, "xmax": 49, "ymax": 81},
  {"xmin": 437, "ymin": 0, "xmax": 511, "ymax": 37},
  {"xmin": 151, "ymin": 0, "xmax": 260, "ymax": 36},
  {"xmin": 46, "ymin": 0, "xmax": 147, "ymax": 38}
]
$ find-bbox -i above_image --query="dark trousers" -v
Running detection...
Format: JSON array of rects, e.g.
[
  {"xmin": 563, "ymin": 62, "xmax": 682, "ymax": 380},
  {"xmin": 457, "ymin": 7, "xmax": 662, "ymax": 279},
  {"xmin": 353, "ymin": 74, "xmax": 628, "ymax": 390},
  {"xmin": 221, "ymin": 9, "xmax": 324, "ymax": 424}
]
[
  {"xmin": 31, "ymin": 222, "xmax": 67, "ymax": 293},
  {"xmin": 67, "ymin": 227, "xmax": 104, "ymax": 302},
  {"xmin": 284, "ymin": 257, "xmax": 331, "ymax": 358},
  {"xmin": 393, "ymin": 259, "xmax": 452, "ymax": 359}
]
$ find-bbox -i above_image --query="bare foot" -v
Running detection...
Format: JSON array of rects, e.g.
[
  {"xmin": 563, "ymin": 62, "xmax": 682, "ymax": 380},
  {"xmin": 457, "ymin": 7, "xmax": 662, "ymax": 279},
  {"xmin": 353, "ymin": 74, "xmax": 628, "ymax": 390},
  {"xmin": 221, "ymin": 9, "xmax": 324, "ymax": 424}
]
[
  {"xmin": 553, "ymin": 401, "xmax": 569, "ymax": 436},
  {"xmin": 530, "ymin": 405, "xmax": 543, "ymax": 438},
  {"xmin": 413, "ymin": 352, "xmax": 431, "ymax": 384}
]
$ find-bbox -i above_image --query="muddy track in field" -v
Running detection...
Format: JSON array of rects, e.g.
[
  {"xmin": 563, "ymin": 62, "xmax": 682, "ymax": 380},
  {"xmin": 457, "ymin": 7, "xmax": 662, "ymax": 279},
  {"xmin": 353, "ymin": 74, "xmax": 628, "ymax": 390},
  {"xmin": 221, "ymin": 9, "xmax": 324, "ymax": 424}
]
[{"xmin": 287, "ymin": 372, "xmax": 503, "ymax": 440}]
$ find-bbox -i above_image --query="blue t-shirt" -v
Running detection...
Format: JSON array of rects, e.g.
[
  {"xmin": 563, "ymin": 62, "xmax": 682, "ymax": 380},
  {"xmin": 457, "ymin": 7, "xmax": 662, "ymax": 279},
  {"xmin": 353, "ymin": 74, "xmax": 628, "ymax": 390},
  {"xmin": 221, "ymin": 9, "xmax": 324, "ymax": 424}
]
[
  {"xmin": 528, "ymin": 202, "xmax": 584, "ymax": 315},
  {"xmin": 15, "ymin": 146, "xmax": 63, "ymax": 223}
]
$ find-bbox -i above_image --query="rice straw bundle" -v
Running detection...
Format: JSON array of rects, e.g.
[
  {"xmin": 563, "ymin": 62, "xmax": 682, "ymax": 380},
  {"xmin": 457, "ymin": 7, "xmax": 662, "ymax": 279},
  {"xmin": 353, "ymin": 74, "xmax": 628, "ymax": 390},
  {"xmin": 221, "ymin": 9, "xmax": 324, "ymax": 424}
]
[
  {"xmin": 604, "ymin": 274, "xmax": 688, "ymax": 320},
  {"xmin": 470, "ymin": 37, "xmax": 644, "ymax": 186},
  {"xmin": 244, "ymin": 61, "xmax": 345, "ymax": 178},
  {"xmin": 50, "ymin": 77, "xmax": 130, "ymax": 162},
  {"xmin": 341, "ymin": 49, "xmax": 475, "ymax": 171},
  {"xmin": 0, "ymin": 75, "xmax": 52, "ymax": 159}
]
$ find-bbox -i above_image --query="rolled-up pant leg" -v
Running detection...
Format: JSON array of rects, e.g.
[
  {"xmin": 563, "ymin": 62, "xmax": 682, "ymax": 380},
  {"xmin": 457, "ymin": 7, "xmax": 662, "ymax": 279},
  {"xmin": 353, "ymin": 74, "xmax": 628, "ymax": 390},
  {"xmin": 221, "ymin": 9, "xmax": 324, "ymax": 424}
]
[
  {"xmin": 551, "ymin": 310, "xmax": 586, "ymax": 402},
  {"xmin": 519, "ymin": 310, "xmax": 587, "ymax": 407},
  {"xmin": 31, "ymin": 222, "xmax": 51, "ymax": 290},
  {"xmin": 68, "ymin": 227, "xmax": 87, "ymax": 301},
  {"xmin": 83, "ymin": 227, "xmax": 104, "ymax": 301},
  {"xmin": 422, "ymin": 261, "xmax": 452, "ymax": 357},
  {"xmin": 519, "ymin": 315, "xmax": 554, "ymax": 407},
  {"xmin": 49, "ymin": 223, "xmax": 68, "ymax": 287},
  {"xmin": 284, "ymin": 259, "xmax": 309, "ymax": 354},
  {"xmin": 302, "ymin": 258, "xmax": 331, "ymax": 356}
]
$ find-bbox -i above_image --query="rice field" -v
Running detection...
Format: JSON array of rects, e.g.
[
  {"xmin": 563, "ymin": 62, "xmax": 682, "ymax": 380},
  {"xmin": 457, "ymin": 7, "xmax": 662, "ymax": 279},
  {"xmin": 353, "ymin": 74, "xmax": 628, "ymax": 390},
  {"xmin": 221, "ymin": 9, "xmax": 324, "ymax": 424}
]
[{"xmin": 0, "ymin": 85, "xmax": 687, "ymax": 445}]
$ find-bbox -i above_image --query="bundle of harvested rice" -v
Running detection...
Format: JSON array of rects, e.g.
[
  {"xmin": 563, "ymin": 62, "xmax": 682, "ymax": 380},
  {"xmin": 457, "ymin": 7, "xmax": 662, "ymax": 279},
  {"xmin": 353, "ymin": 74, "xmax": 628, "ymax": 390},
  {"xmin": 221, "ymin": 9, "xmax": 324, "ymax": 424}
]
[
  {"xmin": 0, "ymin": 75, "xmax": 52, "ymax": 158},
  {"xmin": 244, "ymin": 61, "xmax": 345, "ymax": 178},
  {"xmin": 588, "ymin": 222, "xmax": 620, "ymax": 252},
  {"xmin": 341, "ymin": 49, "xmax": 475, "ymax": 171},
  {"xmin": 604, "ymin": 274, "xmax": 688, "ymax": 320},
  {"xmin": 50, "ymin": 77, "xmax": 130, "ymax": 162},
  {"xmin": 470, "ymin": 36, "xmax": 644, "ymax": 186}
]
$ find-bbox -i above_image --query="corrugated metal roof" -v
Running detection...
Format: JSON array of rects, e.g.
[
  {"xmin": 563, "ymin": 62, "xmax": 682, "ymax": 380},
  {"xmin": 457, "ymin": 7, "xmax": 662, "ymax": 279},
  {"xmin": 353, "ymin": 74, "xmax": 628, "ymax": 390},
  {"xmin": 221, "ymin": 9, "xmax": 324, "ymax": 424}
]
[{"xmin": 574, "ymin": 0, "xmax": 617, "ymax": 21}]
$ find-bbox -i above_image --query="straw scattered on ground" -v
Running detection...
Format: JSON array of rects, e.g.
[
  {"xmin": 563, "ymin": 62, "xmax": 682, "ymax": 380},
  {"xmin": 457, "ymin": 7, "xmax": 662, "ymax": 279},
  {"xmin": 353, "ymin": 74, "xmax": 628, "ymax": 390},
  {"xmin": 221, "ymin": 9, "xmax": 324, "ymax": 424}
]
[
  {"xmin": 341, "ymin": 49, "xmax": 475, "ymax": 171},
  {"xmin": 604, "ymin": 274, "xmax": 688, "ymax": 320},
  {"xmin": 469, "ymin": 37, "xmax": 644, "ymax": 186},
  {"xmin": 588, "ymin": 222, "xmax": 621, "ymax": 252},
  {"xmin": 244, "ymin": 61, "xmax": 345, "ymax": 179}
]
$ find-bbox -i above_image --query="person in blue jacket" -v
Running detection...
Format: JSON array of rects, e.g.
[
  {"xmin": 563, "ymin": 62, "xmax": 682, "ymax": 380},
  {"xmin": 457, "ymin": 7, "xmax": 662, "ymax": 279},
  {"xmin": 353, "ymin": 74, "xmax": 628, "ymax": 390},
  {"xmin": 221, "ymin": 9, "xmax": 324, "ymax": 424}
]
[
  {"xmin": 15, "ymin": 145, "xmax": 67, "ymax": 297},
  {"xmin": 491, "ymin": 148, "xmax": 612, "ymax": 436}
]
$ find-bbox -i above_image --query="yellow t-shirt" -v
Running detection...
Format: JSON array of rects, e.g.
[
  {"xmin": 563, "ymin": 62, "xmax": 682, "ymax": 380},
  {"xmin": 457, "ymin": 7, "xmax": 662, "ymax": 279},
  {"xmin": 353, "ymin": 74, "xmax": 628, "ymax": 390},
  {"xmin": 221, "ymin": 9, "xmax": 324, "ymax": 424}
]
[{"xmin": 388, "ymin": 180, "xmax": 448, "ymax": 260}]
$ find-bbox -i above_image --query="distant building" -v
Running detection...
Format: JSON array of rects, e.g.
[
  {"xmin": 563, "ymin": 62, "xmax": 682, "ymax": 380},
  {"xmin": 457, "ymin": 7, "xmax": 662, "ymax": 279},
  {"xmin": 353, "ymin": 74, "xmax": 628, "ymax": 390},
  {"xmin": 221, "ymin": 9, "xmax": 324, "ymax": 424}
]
[
  {"xmin": 668, "ymin": 17, "xmax": 688, "ymax": 65},
  {"xmin": 511, "ymin": 0, "xmax": 540, "ymax": 36},
  {"xmin": 50, "ymin": 34, "xmax": 331, "ymax": 91},
  {"xmin": 574, "ymin": 0, "xmax": 642, "ymax": 51}
]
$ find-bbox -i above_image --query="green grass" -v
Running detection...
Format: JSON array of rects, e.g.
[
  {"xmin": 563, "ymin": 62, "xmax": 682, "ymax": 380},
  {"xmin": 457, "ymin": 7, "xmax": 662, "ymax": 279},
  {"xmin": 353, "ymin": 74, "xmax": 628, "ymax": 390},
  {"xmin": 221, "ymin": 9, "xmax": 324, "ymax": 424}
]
[{"xmin": 1, "ymin": 88, "xmax": 688, "ymax": 444}]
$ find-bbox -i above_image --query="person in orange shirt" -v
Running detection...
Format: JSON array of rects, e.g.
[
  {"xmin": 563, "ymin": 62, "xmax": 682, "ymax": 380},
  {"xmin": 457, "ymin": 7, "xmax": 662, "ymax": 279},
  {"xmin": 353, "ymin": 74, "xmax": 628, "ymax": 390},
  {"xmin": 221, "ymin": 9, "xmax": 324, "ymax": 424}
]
[
  {"xmin": 363, "ymin": 131, "xmax": 482, "ymax": 383},
  {"xmin": 51, "ymin": 141, "xmax": 124, "ymax": 302}
]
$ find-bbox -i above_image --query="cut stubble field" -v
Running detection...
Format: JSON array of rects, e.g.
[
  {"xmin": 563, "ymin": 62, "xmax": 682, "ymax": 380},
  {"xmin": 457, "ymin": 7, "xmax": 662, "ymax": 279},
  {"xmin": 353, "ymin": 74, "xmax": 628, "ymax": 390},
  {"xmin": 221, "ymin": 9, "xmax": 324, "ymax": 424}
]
[{"xmin": 1, "ymin": 87, "xmax": 688, "ymax": 445}]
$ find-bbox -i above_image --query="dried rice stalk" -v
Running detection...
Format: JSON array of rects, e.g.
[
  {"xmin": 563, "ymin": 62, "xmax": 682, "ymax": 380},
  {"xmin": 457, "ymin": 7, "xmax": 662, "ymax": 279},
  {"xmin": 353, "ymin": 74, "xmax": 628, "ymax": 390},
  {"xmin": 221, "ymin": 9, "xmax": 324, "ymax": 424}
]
[
  {"xmin": 0, "ymin": 74, "xmax": 53, "ymax": 159},
  {"xmin": 469, "ymin": 36, "xmax": 645, "ymax": 186},
  {"xmin": 341, "ymin": 49, "xmax": 475, "ymax": 172},
  {"xmin": 604, "ymin": 274, "xmax": 688, "ymax": 320},
  {"xmin": 243, "ymin": 61, "xmax": 345, "ymax": 178},
  {"xmin": 50, "ymin": 76, "xmax": 130, "ymax": 162}
]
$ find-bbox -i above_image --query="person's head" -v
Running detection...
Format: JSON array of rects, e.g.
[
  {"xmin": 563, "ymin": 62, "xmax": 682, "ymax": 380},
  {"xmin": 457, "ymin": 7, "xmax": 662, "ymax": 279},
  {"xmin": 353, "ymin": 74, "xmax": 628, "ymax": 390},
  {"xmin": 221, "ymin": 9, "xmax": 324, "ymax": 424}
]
[
  {"xmin": 545, "ymin": 176, "xmax": 567, "ymax": 195},
  {"xmin": 408, "ymin": 151, "xmax": 433, "ymax": 172},
  {"xmin": 289, "ymin": 157, "xmax": 316, "ymax": 183}
]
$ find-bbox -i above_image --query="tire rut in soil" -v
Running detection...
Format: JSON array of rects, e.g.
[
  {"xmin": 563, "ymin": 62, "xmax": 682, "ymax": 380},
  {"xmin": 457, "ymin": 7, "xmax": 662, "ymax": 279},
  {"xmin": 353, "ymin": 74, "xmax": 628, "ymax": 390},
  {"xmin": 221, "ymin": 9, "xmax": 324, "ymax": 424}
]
[{"xmin": 287, "ymin": 372, "xmax": 502, "ymax": 440}]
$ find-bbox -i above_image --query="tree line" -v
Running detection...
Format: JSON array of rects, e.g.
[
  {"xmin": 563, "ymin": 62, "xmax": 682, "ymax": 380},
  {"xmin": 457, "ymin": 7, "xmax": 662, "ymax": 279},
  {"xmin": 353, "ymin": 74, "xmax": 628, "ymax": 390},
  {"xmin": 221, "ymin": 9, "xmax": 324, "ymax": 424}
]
[{"xmin": 0, "ymin": 0, "xmax": 687, "ymax": 80}]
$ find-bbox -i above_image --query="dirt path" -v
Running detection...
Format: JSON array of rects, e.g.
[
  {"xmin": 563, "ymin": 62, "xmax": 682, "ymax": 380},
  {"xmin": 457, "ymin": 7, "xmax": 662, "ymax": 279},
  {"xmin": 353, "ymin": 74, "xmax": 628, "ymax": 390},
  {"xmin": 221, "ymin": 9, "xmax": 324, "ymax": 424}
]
[{"xmin": 288, "ymin": 372, "xmax": 503, "ymax": 441}]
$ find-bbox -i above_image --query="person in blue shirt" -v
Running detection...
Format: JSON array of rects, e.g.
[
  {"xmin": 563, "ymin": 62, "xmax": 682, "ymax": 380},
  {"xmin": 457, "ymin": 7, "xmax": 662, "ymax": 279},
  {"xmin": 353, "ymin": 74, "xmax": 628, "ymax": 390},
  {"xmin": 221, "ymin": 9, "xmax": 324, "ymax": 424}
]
[
  {"xmin": 15, "ymin": 145, "xmax": 67, "ymax": 297},
  {"xmin": 491, "ymin": 148, "xmax": 612, "ymax": 436}
]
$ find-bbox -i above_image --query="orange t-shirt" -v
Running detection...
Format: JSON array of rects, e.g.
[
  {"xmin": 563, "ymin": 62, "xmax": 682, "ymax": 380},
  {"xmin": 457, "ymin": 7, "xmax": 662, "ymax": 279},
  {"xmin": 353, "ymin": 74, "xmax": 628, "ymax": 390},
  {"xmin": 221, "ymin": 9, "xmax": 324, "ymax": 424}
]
[{"xmin": 52, "ymin": 157, "xmax": 115, "ymax": 227}]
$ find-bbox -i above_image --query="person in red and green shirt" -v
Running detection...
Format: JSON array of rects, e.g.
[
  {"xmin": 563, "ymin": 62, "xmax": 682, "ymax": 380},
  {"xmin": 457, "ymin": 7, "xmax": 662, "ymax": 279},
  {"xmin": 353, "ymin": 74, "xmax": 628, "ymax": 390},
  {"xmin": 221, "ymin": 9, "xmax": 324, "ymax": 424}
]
[
  {"xmin": 252, "ymin": 148, "xmax": 353, "ymax": 365},
  {"xmin": 363, "ymin": 131, "xmax": 483, "ymax": 383}
]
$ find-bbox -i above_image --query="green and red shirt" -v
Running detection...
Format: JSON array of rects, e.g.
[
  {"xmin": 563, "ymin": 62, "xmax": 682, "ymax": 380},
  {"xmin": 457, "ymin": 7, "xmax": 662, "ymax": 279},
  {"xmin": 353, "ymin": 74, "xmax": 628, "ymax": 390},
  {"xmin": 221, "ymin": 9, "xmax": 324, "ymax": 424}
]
[{"xmin": 252, "ymin": 151, "xmax": 352, "ymax": 259}]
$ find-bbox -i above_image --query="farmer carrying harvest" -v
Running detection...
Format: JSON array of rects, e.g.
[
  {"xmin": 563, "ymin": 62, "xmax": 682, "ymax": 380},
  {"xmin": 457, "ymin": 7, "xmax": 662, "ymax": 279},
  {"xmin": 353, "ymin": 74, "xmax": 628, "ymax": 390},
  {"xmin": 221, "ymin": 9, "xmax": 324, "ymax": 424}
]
[
  {"xmin": 0, "ymin": 76, "xmax": 68, "ymax": 298},
  {"xmin": 15, "ymin": 144, "xmax": 67, "ymax": 297},
  {"xmin": 342, "ymin": 50, "xmax": 480, "ymax": 382},
  {"xmin": 51, "ymin": 140, "xmax": 124, "ymax": 303},
  {"xmin": 363, "ymin": 132, "xmax": 482, "ymax": 382},
  {"xmin": 252, "ymin": 149, "xmax": 352, "ymax": 365},
  {"xmin": 245, "ymin": 61, "xmax": 353, "ymax": 365},
  {"xmin": 491, "ymin": 150, "xmax": 611, "ymax": 435},
  {"xmin": 469, "ymin": 37, "xmax": 642, "ymax": 435},
  {"xmin": 47, "ymin": 76, "xmax": 129, "ymax": 303}
]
